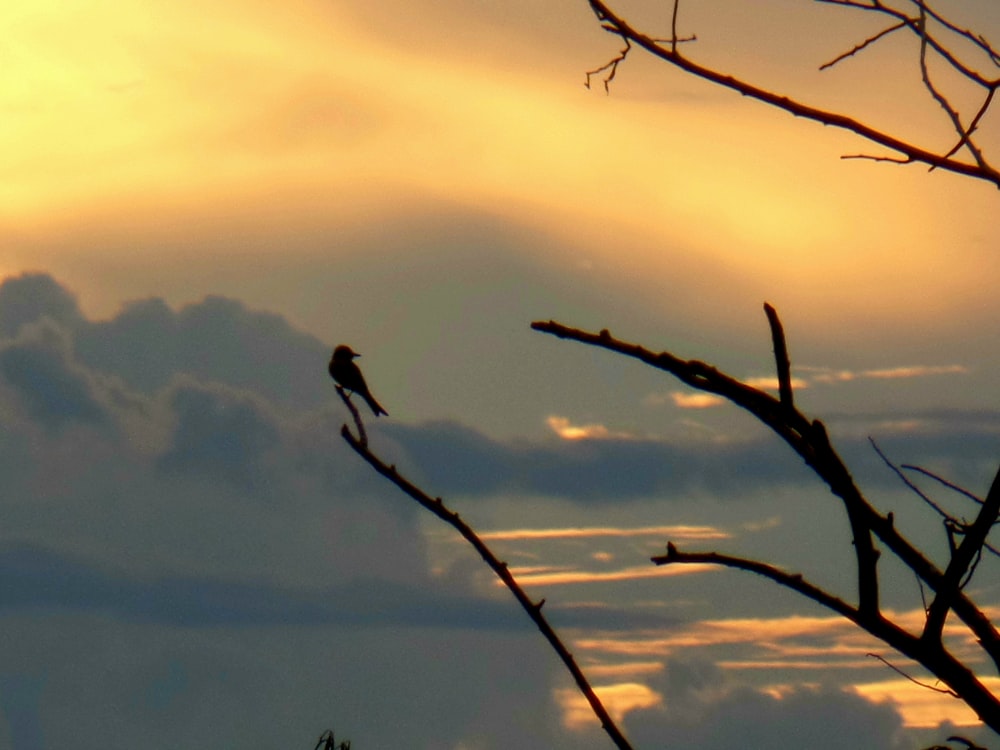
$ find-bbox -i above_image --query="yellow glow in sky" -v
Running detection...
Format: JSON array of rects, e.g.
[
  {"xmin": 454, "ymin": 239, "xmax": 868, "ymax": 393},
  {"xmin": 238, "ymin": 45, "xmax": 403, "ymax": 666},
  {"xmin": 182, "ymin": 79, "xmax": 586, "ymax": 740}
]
[{"xmin": 5, "ymin": 0, "xmax": 996, "ymax": 335}]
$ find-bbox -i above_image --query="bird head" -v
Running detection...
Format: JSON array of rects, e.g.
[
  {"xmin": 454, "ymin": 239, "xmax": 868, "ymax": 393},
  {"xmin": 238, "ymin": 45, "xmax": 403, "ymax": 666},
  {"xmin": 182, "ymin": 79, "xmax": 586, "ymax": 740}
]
[{"xmin": 332, "ymin": 344, "xmax": 360, "ymax": 361}]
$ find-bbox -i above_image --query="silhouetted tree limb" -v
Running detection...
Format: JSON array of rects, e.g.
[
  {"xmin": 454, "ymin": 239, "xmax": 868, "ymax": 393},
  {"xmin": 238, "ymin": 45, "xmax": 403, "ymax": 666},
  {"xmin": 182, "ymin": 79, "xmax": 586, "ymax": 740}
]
[
  {"xmin": 925, "ymin": 469, "xmax": 1000, "ymax": 645},
  {"xmin": 335, "ymin": 385, "xmax": 368, "ymax": 447},
  {"xmin": 764, "ymin": 302, "xmax": 794, "ymax": 410},
  {"xmin": 338, "ymin": 422, "xmax": 635, "ymax": 750},
  {"xmin": 315, "ymin": 729, "xmax": 351, "ymax": 750},
  {"xmin": 585, "ymin": 0, "xmax": 1000, "ymax": 188},
  {"xmin": 531, "ymin": 309, "xmax": 1000, "ymax": 732}
]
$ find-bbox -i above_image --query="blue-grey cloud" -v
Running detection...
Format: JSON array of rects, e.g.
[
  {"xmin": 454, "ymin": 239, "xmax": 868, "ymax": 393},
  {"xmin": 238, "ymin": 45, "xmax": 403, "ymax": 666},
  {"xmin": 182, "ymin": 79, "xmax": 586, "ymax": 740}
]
[
  {"xmin": 0, "ymin": 542, "xmax": 532, "ymax": 631},
  {"xmin": 0, "ymin": 271, "xmax": 84, "ymax": 338},
  {"xmin": 626, "ymin": 682, "xmax": 910, "ymax": 750},
  {"xmin": 0, "ymin": 272, "xmax": 331, "ymax": 411},
  {"xmin": 0, "ymin": 326, "xmax": 109, "ymax": 432},
  {"xmin": 384, "ymin": 417, "xmax": 1000, "ymax": 504},
  {"xmin": 156, "ymin": 381, "xmax": 282, "ymax": 491},
  {"xmin": 0, "ymin": 272, "xmax": 995, "ymax": 750},
  {"xmin": 623, "ymin": 657, "xmax": 912, "ymax": 750}
]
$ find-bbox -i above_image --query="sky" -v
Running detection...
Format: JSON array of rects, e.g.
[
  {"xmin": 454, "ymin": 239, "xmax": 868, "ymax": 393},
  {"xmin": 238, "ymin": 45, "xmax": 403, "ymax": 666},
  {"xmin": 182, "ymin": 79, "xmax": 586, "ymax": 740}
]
[{"xmin": 2, "ymin": 0, "xmax": 1000, "ymax": 748}]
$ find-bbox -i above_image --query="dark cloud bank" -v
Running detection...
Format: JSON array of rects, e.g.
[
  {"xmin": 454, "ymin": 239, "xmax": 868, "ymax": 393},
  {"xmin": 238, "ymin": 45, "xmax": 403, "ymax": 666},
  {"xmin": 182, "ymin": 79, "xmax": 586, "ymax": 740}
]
[{"xmin": 0, "ymin": 272, "xmax": 994, "ymax": 749}]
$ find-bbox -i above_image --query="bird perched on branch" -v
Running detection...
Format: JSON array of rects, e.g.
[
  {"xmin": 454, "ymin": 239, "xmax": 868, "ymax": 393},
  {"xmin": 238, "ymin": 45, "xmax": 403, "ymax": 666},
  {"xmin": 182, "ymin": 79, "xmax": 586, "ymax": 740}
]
[{"xmin": 328, "ymin": 344, "xmax": 388, "ymax": 417}]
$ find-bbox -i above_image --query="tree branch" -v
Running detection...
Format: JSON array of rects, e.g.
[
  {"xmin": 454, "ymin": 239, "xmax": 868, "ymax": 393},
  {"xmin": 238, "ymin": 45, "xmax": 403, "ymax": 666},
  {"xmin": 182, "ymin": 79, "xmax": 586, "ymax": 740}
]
[
  {"xmin": 339, "ymin": 424, "xmax": 635, "ymax": 750},
  {"xmin": 924, "ymin": 467, "xmax": 1000, "ymax": 644},
  {"xmin": 652, "ymin": 542, "xmax": 859, "ymax": 622},
  {"xmin": 763, "ymin": 302, "xmax": 794, "ymax": 410},
  {"xmin": 585, "ymin": 0, "xmax": 1000, "ymax": 188},
  {"xmin": 651, "ymin": 542, "xmax": 1000, "ymax": 726},
  {"xmin": 530, "ymin": 316, "xmax": 1000, "ymax": 677},
  {"xmin": 531, "ymin": 315, "xmax": 881, "ymax": 617}
]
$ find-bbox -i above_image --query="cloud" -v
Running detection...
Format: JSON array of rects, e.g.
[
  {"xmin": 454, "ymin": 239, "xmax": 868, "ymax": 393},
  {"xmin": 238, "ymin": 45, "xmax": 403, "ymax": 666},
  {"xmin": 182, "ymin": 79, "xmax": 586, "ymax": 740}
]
[
  {"xmin": 556, "ymin": 682, "xmax": 662, "ymax": 730},
  {"xmin": 480, "ymin": 525, "xmax": 729, "ymax": 541},
  {"xmin": 0, "ymin": 273, "xmax": 994, "ymax": 749},
  {"xmin": 0, "ymin": 273, "xmax": 331, "ymax": 412},
  {"xmin": 509, "ymin": 563, "xmax": 717, "ymax": 587},
  {"xmin": 385, "ymin": 418, "xmax": 824, "ymax": 501},
  {"xmin": 0, "ymin": 542, "xmax": 533, "ymax": 631},
  {"xmin": 663, "ymin": 391, "xmax": 727, "ymax": 409},
  {"xmin": 155, "ymin": 380, "xmax": 282, "ymax": 491},
  {"xmin": 0, "ymin": 323, "xmax": 111, "ymax": 432},
  {"xmin": 743, "ymin": 375, "xmax": 810, "ymax": 390},
  {"xmin": 546, "ymin": 415, "xmax": 635, "ymax": 440},
  {"xmin": 623, "ymin": 680, "xmax": 911, "ymax": 750},
  {"xmin": 854, "ymin": 677, "xmax": 1000, "ymax": 728},
  {"xmin": 802, "ymin": 363, "xmax": 970, "ymax": 384},
  {"xmin": 561, "ymin": 656, "xmax": 913, "ymax": 750},
  {"xmin": 0, "ymin": 271, "xmax": 85, "ymax": 337}
]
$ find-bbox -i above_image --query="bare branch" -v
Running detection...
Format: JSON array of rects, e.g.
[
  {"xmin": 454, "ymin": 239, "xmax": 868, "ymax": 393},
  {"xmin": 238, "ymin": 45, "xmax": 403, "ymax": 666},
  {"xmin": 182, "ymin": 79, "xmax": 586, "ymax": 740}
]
[
  {"xmin": 531, "ymin": 316, "xmax": 1000, "ymax": 679},
  {"xmin": 652, "ymin": 542, "xmax": 859, "ymax": 622},
  {"xmin": 339, "ymin": 423, "xmax": 635, "ymax": 750},
  {"xmin": 870, "ymin": 438, "xmax": 953, "ymax": 520},
  {"xmin": 924, "ymin": 467, "xmax": 1000, "ymax": 644},
  {"xmin": 763, "ymin": 302, "xmax": 794, "ymax": 410},
  {"xmin": 531, "ymin": 317, "xmax": 881, "ymax": 617},
  {"xmin": 585, "ymin": 36, "xmax": 631, "ymax": 93},
  {"xmin": 650, "ymin": 542, "xmax": 1000, "ymax": 722},
  {"xmin": 916, "ymin": 6, "xmax": 992, "ymax": 174},
  {"xmin": 819, "ymin": 21, "xmax": 907, "ymax": 71},
  {"xmin": 866, "ymin": 652, "xmax": 959, "ymax": 696},
  {"xmin": 902, "ymin": 465, "xmax": 985, "ymax": 506},
  {"xmin": 585, "ymin": 0, "xmax": 1000, "ymax": 187},
  {"xmin": 335, "ymin": 385, "xmax": 367, "ymax": 447}
]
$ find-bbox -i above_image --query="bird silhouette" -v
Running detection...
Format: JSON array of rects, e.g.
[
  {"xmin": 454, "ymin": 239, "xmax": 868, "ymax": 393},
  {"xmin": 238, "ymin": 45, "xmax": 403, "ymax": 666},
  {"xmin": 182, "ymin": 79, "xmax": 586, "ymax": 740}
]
[{"xmin": 328, "ymin": 344, "xmax": 388, "ymax": 417}]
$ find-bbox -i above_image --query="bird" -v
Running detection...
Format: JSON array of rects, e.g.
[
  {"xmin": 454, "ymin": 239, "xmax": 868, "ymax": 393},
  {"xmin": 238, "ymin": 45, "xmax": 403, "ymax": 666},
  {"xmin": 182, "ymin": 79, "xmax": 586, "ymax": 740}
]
[{"xmin": 328, "ymin": 344, "xmax": 388, "ymax": 417}]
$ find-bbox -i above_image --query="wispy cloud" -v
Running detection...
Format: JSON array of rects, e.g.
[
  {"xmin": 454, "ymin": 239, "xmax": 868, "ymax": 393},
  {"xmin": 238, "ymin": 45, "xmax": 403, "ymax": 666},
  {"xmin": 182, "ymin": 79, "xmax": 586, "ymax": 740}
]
[
  {"xmin": 574, "ymin": 614, "xmax": 876, "ymax": 657},
  {"xmin": 743, "ymin": 375, "xmax": 810, "ymax": 391},
  {"xmin": 662, "ymin": 391, "xmax": 726, "ymax": 409},
  {"xmin": 802, "ymin": 364, "xmax": 969, "ymax": 384},
  {"xmin": 546, "ymin": 415, "xmax": 635, "ymax": 440},
  {"xmin": 509, "ymin": 563, "xmax": 717, "ymax": 587},
  {"xmin": 480, "ymin": 525, "xmax": 730, "ymax": 542},
  {"xmin": 652, "ymin": 365, "xmax": 967, "ymax": 412}
]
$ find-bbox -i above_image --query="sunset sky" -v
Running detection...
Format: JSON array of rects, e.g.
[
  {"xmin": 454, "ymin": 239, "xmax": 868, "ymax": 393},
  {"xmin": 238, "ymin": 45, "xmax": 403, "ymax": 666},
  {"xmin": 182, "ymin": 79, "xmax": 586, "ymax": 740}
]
[{"xmin": 2, "ymin": 0, "xmax": 1000, "ymax": 748}]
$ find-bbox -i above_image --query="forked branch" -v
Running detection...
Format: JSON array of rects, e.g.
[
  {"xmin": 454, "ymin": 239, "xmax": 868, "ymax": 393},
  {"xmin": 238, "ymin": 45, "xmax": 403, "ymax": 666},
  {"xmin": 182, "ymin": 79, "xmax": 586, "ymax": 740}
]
[{"xmin": 531, "ymin": 308, "xmax": 1000, "ymax": 730}]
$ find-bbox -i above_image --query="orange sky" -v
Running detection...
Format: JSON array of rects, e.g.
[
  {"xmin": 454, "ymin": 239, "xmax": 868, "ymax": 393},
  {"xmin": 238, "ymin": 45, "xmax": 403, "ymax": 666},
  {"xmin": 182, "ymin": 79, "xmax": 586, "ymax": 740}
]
[
  {"xmin": 4, "ymin": 1, "xmax": 1000, "ymax": 744},
  {"xmin": 4, "ymin": 0, "xmax": 999, "ymax": 338}
]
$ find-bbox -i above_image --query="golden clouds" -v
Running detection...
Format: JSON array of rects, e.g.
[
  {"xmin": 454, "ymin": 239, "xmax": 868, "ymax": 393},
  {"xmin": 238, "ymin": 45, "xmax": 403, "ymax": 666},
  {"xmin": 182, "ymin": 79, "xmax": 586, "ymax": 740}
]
[
  {"xmin": 546, "ymin": 415, "xmax": 635, "ymax": 440},
  {"xmin": 480, "ymin": 524, "xmax": 729, "ymax": 541},
  {"xmin": 854, "ymin": 678, "xmax": 1000, "ymax": 728},
  {"xmin": 556, "ymin": 682, "xmax": 662, "ymax": 729}
]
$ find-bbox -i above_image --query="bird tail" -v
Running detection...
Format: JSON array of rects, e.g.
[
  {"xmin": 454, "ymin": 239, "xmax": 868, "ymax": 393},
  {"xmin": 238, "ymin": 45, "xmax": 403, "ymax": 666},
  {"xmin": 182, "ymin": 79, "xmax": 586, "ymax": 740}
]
[{"xmin": 364, "ymin": 394, "xmax": 388, "ymax": 417}]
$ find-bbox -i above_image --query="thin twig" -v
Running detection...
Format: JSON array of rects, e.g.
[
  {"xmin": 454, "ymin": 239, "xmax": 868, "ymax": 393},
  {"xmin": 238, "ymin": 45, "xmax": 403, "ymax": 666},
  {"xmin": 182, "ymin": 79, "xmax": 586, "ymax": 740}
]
[
  {"xmin": 819, "ymin": 21, "xmax": 907, "ymax": 70},
  {"xmin": 763, "ymin": 302, "xmax": 794, "ymax": 410},
  {"xmin": 902, "ymin": 465, "xmax": 985, "ymax": 505},
  {"xmin": 866, "ymin": 653, "xmax": 959, "ymax": 696},
  {"xmin": 870, "ymin": 438, "xmax": 951, "ymax": 520},
  {"xmin": 922, "ymin": 463, "xmax": 1000, "ymax": 644},
  {"xmin": 585, "ymin": 37, "xmax": 631, "ymax": 93},
  {"xmin": 335, "ymin": 385, "xmax": 367, "ymax": 447}
]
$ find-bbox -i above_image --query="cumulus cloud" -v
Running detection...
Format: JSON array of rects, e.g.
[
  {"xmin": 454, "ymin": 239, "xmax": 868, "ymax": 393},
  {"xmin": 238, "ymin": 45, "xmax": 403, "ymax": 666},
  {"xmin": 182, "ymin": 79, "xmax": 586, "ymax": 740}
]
[
  {"xmin": 0, "ymin": 273, "xmax": 994, "ymax": 750},
  {"xmin": 619, "ymin": 659, "xmax": 911, "ymax": 750}
]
